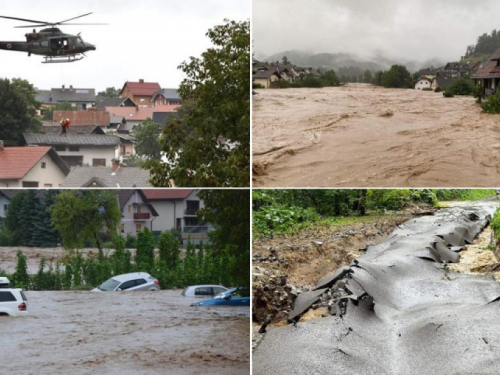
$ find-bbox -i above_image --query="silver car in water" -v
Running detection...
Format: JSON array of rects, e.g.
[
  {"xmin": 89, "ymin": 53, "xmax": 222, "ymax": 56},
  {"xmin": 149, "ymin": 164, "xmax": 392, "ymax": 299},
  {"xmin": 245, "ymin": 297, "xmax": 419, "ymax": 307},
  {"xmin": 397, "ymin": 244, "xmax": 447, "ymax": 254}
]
[{"xmin": 92, "ymin": 272, "xmax": 160, "ymax": 292}]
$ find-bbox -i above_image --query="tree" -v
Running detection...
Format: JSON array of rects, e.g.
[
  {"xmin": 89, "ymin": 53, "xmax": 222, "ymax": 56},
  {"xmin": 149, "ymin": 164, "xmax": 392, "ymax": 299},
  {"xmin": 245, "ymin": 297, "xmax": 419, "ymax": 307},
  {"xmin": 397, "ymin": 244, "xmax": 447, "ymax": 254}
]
[
  {"xmin": 136, "ymin": 227, "xmax": 155, "ymax": 270},
  {"xmin": 13, "ymin": 251, "xmax": 29, "ymax": 289},
  {"xmin": 321, "ymin": 70, "xmax": 340, "ymax": 86},
  {"xmin": 0, "ymin": 78, "xmax": 42, "ymax": 145},
  {"xmin": 146, "ymin": 20, "xmax": 250, "ymax": 187},
  {"xmin": 197, "ymin": 190, "xmax": 250, "ymax": 287},
  {"xmin": 363, "ymin": 70, "xmax": 373, "ymax": 83},
  {"xmin": 42, "ymin": 102, "xmax": 74, "ymax": 121},
  {"xmin": 381, "ymin": 65, "xmax": 412, "ymax": 88},
  {"xmin": 158, "ymin": 231, "xmax": 180, "ymax": 270},
  {"xmin": 50, "ymin": 191, "xmax": 121, "ymax": 255},
  {"xmin": 97, "ymin": 87, "xmax": 120, "ymax": 98},
  {"xmin": 282, "ymin": 56, "xmax": 289, "ymax": 65},
  {"xmin": 31, "ymin": 190, "xmax": 60, "ymax": 247},
  {"xmin": 5, "ymin": 190, "xmax": 38, "ymax": 246},
  {"xmin": 134, "ymin": 119, "xmax": 162, "ymax": 159}
]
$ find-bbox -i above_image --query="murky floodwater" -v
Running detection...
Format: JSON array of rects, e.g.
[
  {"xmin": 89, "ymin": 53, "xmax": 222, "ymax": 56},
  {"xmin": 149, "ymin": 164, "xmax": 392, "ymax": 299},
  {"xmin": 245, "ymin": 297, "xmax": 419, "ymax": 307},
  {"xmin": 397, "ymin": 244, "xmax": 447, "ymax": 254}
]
[
  {"xmin": 0, "ymin": 290, "xmax": 249, "ymax": 375},
  {"xmin": 253, "ymin": 84, "xmax": 500, "ymax": 187}
]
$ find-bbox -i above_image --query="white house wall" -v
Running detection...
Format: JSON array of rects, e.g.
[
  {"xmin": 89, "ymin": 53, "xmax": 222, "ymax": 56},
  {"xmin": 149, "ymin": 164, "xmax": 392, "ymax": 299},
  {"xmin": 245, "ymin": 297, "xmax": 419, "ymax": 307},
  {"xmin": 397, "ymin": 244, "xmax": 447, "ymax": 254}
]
[{"xmin": 57, "ymin": 146, "xmax": 117, "ymax": 167}]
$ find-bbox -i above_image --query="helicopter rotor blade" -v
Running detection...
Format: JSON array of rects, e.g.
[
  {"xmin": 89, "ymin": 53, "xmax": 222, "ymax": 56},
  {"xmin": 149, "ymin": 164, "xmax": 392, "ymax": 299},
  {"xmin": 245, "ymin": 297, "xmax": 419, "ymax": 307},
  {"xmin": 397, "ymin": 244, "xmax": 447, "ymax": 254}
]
[
  {"xmin": 57, "ymin": 12, "xmax": 93, "ymax": 24},
  {"xmin": 14, "ymin": 24, "xmax": 52, "ymax": 28},
  {"xmin": 58, "ymin": 23, "xmax": 109, "ymax": 25},
  {"xmin": 0, "ymin": 15, "xmax": 51, "ymax": 24}
]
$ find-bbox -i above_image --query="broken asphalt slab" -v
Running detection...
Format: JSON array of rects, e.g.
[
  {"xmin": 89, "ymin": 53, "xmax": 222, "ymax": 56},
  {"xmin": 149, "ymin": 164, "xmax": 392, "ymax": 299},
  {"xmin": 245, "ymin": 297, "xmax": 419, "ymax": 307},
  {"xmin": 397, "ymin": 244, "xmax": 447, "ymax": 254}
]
[{"xmin": 254, "ymin": 204, "xmax": 500, "ymax": 375}]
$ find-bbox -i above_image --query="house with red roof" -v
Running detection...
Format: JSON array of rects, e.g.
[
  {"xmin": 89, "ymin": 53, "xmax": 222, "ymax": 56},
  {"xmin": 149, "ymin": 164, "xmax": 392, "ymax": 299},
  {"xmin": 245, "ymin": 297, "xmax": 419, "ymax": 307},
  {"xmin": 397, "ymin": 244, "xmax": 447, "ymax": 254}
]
[
  {"xmin": 473, "ymin": 48, "xmax": 500, "ymax": 97},
  {"xmin": 141, "ymin": 189, "xmax": 210, "ymax": 245},
  {"xmin": 104, "ymin": 104, "xmax": 181, "ymax": 131},
  {"xmin": 52, "ymin": 110, "xmax": 110, "ymax": 127},
  {"xmin": 120, "ymin": 79, "xmax": 161, "ymax": 108},
  {"xmin": 0, "ymin": 142, "xmax": 70, "ymax": 188}
]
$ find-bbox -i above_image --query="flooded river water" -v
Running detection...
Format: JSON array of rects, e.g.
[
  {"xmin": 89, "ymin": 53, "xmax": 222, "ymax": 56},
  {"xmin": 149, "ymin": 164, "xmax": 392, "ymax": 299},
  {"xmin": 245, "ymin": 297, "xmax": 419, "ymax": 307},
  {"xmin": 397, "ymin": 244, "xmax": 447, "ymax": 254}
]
[
  {"xmin": 0, "ymin": 290, "xmax": 249, "ymax": 375},
  {"xmin": 253, "ymin": 84, "xmax": 500, "ymax": 187}
]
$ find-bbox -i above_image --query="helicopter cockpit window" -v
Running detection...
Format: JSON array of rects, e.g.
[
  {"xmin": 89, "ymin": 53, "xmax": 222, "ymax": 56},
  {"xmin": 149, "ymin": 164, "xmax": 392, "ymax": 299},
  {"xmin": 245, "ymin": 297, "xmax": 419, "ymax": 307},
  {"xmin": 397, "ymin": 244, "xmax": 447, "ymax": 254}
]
[{"xmin": 76, "ymin": 37, "xmax": 83, "ymax": 44}]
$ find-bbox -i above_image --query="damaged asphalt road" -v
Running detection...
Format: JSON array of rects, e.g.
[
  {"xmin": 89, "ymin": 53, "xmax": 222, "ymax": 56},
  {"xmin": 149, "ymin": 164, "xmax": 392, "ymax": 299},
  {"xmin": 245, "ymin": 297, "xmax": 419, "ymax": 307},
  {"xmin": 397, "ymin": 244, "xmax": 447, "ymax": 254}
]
[{"xmin": 253, "ymin": 203, "xmax": 500, "ymax": 375}]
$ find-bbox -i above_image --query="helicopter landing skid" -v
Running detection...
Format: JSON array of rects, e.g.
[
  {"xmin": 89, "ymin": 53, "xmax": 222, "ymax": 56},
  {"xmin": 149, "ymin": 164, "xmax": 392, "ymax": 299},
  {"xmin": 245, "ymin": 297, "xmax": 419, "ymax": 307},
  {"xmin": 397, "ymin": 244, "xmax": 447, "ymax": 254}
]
[{"xmin": 42, "ymin": 55, "xmax": 84, "ymax": 64}]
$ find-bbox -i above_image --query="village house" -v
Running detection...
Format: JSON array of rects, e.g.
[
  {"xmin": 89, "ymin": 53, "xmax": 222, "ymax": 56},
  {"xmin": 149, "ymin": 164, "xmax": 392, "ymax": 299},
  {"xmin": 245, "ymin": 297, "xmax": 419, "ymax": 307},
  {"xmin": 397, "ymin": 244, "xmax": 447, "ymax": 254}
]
[
  {"xmin": 431, "ymin": 74, "xmax": 460, "ymax": 91},
  {"xmin": 116, "ymin": 134, "xmax": 136, "ymax": 159},
  {"xmin": 36, "ymin": 85, "xmax": 96, "ymax": 111},
  {"xmin": 23, "ymin": 133, "xmax": 121, "ymax": 168},
  {"xmin": 473, "ymin": 48, "xmax": 500, "ymax": 97},
  {"xmin": 253, "ymin": 70, "xmax": 283, "ymax": 88},
  {"xmin": 61, "ymin": 160, "xmax": 152, "ymax": 188},
  {"xmin": 119, "ymin": 79, "xmax": 161, "ymax": 107},
  {"xmin": 142, "ymin": 189, "xmax": 210, "ymax": 245},
  {"xmin": 117, "ymin": 190, "xmax": 159, "ymax": 235},
  {"xmin": 42, "ymin": 125, "xmax": 106, "ymax": 135},
  {"xmin": 105, "ymin": 105, "xmax": 180, "ymax": 129},
  {"xmin": 150, "ymin": 89, "xmax": 182, "ymax": 106},
  {"xmin": 96, "ymin": 97, "xmax": 136, "ymax": 110},
  {"xmin": 414, "ymin": 76, "xmax": 434, "ymax": 90},
  {"xmin": 0, "ymin": 142, "xmax": 69, "ymax": 187},
  {"xmin": 152, "ymin": 111, "xmax": 179, "ymax": 128},
  {"xmin": 52, "ymin": 110, "xmax": 110, "ymax": 129},
  {"xmin": 0, "ymin": 190, "xmax": 15, "ymax": 218}
]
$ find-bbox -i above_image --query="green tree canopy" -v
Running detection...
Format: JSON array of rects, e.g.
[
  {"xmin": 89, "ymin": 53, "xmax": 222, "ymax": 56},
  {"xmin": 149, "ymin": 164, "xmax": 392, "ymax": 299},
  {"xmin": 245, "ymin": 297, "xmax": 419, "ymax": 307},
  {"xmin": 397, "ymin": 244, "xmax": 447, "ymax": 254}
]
[
  {"xmin": 134, "ymin": 119, "xmax": 161, "ymax": 159},
  {"xmin": 50, "ymin": 191, "xmax": 121, "ymax": 254},
  {"xmin": 381, "ymin": 65, "xmax": 412, "ymax": 88},
  {"xmin": 321, "ymin": 70, "xmax": 340, "ymax": 86},
  {"xmin": 97, "ymin": 87, "xmax": 120, "ymax": 98},
  {"xmin": 42, "ymin": 102, "xmax": 74, "ymax": 121},
  {"xmin": 198, "ymin": 189, "xmax": 250, "ymax": 287},
  {"xmin": 146, "ymin": 19, "xmax": 250, "ymax": 187},
  {"xmin": 0, "ymin": 78, "xmax": 42, "ymax": 145}
]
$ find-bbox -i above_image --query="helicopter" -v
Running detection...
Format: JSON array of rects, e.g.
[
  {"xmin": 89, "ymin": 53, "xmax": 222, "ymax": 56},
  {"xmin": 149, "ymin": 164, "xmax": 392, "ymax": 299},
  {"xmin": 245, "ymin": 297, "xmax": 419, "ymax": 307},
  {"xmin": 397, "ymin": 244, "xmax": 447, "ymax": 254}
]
[{"xmin": 0, "ymin": 12, "xmax": 106, "ymax": 63}]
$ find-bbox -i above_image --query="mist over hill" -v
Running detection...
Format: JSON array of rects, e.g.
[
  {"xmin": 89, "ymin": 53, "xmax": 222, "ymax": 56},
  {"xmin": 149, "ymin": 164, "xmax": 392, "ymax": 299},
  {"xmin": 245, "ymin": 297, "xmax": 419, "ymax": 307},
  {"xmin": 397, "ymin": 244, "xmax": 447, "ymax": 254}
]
[{"xmin": 258, "ymin": 50, "xmax": 446, "ymax": 73}]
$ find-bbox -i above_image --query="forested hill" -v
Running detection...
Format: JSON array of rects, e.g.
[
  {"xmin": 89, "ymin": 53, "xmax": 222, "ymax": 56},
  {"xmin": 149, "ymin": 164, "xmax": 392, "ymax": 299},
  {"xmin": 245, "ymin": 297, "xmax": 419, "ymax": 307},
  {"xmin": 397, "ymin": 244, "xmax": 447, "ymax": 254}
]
[
  {"xmin": 463, "ymin": 30, "xmax": 500, "ymax": 61},
  {"xmin": 259, "ymin": 49, "xmax": 444, "ymax": 74}
]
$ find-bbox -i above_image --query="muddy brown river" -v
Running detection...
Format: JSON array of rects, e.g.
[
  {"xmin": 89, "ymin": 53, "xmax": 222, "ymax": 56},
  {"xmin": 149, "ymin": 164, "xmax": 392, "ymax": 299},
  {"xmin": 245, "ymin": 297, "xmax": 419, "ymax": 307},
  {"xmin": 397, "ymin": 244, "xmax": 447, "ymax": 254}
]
[
  {"xmin": 253, "ymin": 84, "xmax": 500, "ymax": 187},
  {"xmin": 0, "ymin": 291, "xmax": 249, "ymax": 375}
]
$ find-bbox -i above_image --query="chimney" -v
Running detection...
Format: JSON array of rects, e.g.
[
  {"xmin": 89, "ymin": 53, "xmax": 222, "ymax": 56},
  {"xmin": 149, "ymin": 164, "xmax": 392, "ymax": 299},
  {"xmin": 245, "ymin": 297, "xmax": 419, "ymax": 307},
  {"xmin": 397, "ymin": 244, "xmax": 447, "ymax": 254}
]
[
  {"xmin": 0, "ymin": 140, "xmax": 4, "ymax": 152},
  {"xmin": 111, "ymin": 158, "xmax": 120, "ymax": 174},
  {"xmin": 139, "ymin": 79, "xmax": 144, "ymax": 83},
  {"xmin": 69, "ymin": 85, "xmax": 73, "ymax": 91},
  {"xmin": 62, "ymin": 85, "xmax": 65, "ymax": 91}
]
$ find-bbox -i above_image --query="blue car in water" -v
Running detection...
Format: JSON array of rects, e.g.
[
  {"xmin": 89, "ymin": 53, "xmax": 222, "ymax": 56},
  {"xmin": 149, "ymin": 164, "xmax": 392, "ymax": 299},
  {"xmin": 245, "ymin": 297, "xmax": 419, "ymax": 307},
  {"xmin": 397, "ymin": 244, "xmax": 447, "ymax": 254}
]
[{"xmin": 190, "ymin": 287, "xmax": 250, "ymax": 306}]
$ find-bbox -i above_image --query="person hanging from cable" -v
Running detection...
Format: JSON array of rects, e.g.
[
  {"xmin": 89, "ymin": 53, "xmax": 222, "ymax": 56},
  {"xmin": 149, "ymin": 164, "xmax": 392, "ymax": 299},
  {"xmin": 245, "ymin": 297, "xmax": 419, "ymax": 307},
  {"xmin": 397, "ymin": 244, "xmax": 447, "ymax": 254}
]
[{"xmin": 59, "ymin": 117, "xmax": 71, "ymax": 136}]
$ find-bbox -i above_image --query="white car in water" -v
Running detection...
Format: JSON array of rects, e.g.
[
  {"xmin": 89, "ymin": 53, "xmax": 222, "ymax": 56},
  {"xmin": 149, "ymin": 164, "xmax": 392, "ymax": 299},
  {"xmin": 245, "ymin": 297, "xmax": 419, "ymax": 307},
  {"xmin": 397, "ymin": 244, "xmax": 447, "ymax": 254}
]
[
  {"xmin": 0, "ymin": 288, "xmax": 28, "ymax": 317},
  {"xmin": 181, "ymin": 285, "xmax": 228, "ymax": 297},
  {"xmin": 92, "ymin": 272, "xmax": 160, "ymax": 292}
]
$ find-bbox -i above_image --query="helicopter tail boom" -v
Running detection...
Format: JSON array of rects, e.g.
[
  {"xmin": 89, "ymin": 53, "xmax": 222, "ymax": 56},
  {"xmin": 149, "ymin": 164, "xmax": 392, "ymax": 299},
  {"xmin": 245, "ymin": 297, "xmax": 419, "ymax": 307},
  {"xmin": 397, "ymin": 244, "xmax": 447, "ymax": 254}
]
[{"xmin": 0, "ymin": 41, "xmax": 28, "ymax": 52}]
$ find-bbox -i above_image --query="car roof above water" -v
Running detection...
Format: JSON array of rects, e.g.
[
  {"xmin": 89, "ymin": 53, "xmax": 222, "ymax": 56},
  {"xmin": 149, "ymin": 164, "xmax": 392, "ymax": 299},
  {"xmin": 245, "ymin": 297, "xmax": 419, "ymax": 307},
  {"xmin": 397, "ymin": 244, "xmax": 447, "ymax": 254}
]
[{"xmin": 112, "ymin": 272, "xmax": 152, "ymax": 282}]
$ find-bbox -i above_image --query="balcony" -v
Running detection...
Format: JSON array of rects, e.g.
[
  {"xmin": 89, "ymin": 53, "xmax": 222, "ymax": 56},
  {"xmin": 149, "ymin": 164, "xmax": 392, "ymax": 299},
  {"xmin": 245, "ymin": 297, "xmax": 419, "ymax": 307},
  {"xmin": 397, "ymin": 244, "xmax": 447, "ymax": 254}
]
[
  {"xmin": 184, "ymin": 208, "xmax": 199, "ymax": 216},
  {"xmin": 134, "ymin": 212, "xmax": 150, "ymax": 220}
]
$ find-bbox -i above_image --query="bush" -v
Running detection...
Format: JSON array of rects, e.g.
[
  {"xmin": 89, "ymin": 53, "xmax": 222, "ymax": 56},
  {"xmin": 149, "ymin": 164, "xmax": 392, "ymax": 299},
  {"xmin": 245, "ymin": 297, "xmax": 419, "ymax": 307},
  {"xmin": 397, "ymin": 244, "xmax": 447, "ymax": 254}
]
[
  {"xmin": 481, "ymin": 90, "xmax": 500, "ymax": 113},
  {"xmin": 443, "ymin": 91, "xmax": 454, "ymax": 98},
  {"xmin": 491, "ymin": 207, "xmax": 500, "ymax": 241},
  {"xmin": 125, "ymin": 234, "xmax": 137, "ymax": 248},
  {"xmin": 253, "ymin": 205, "xmax": 319, "ymax": 237},
  {"xmin": 252, "ymin": 83, "xmax": 264, "ymax": 89},
  {"xmin": 302, "ymin": 74, "xmax": 324, "ymax": 88},
  {"xmin": 422, "ymin": 88, "xmax": 433, "ymax": 91},
  {"xmin": 434, "ymin": 87, "xmax": 442, "ymax": 93},
  {"xmin": 0, "ymin": 228, "xmax": 14, "ymax": 246},
  {"xmin": 270, "ymin": 80, "xmax": 291, "ymax": 89},
  {"xmin": 448, "ymin": 78, "xmax": 475, "ymax": 96}
]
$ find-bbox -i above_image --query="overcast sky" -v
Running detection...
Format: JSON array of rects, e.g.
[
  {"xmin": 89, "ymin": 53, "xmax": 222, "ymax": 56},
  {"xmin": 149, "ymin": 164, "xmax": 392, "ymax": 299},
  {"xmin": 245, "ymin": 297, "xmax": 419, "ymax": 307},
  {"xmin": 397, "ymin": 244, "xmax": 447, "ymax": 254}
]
[
  {"xmin": 0, "ymin": 0, "xmax": 249, "ymax": 92},
  {"xmin": 253, "ymin": 0, "xmax": 500, "ymax": 63}
]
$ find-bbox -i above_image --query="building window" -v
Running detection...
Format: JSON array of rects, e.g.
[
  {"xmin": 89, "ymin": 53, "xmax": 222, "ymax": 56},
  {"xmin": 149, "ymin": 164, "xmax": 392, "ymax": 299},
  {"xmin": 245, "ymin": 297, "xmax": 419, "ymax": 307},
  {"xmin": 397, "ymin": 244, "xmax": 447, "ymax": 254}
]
[
  {"xmin": 92, "ymin": 159, "xmax": 106, "ymax": 167},
  {"xmin": 55, "ymin": 145, "xmax": 66, "ymax": 152},
  {"xmin": 44, "ymin": 184, "xmax": 53, "ymax": 187},
  {"xmin": 4, "ymin": 205, "xmax": 8, "ymax": 213},
  {"xmin": 127, "ymin": 205, "xmax": 131, "ymax": 213},
  {"xmin": 41, "ymin": 162, "xmax": 46, "ymax": 168},
  {"xmin": 68, "ymin": 145, "xmax": 80, "ymax": 152},
  {"xmin": 120, "ymin": 224, "xmax": 125, "ymax": 233},
  {"xmin": 137, "ymin": 205, "xmax": 142, "ymax": 213},
  {"xmin": 136, "ymin": 223, "xmax": 142, "ymax": 232},
  {"xmin": 22, "ymin": 181, "xmax": 38, "ymax": 187}
]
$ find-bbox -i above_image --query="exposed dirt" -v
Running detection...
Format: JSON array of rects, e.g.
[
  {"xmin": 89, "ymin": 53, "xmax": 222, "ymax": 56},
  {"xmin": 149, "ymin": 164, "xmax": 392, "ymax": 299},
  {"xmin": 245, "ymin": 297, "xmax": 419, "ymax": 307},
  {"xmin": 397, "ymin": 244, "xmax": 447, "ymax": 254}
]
[
  {"xmin": 253, "ymin": 84, "xmax": 500, "ymax": 187},
  {"xmin": 0, "ymin": 290, "xmax": 249, "ymax": 375}
]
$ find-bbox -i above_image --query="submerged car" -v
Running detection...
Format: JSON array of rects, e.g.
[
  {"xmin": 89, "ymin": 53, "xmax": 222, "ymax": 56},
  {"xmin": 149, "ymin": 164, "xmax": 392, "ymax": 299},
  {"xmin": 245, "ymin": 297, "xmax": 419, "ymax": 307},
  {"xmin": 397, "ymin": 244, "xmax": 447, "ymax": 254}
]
[
  {"xmin": 190, "ymin": 287, "xmax": 250, "ymax": 306},
  {"xmin": 92, "ymin": 272, "xmax": 160, "ymax": 292},
  {"xmin": 181, "ymin": 285, "xmax": 228, "ymax": 297},
  {"xmin": 0, "ymin": 288, "xmax": 28, "ymax": 316},
  {"xmin": 0, "ymin": 277, "xmax": 10, "ymax": 288}
]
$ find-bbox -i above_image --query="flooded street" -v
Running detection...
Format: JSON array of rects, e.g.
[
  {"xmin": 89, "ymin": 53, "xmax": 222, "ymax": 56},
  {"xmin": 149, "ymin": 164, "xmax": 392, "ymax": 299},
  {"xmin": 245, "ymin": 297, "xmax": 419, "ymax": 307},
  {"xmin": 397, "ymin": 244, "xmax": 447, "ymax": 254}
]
[
  {"xmin": 0, "ymin": 290, "xmax": 249, "ymax": 375},
  {"xmin": 253, "ymin": 84, "xmax": 500, "ymax": 187}
]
